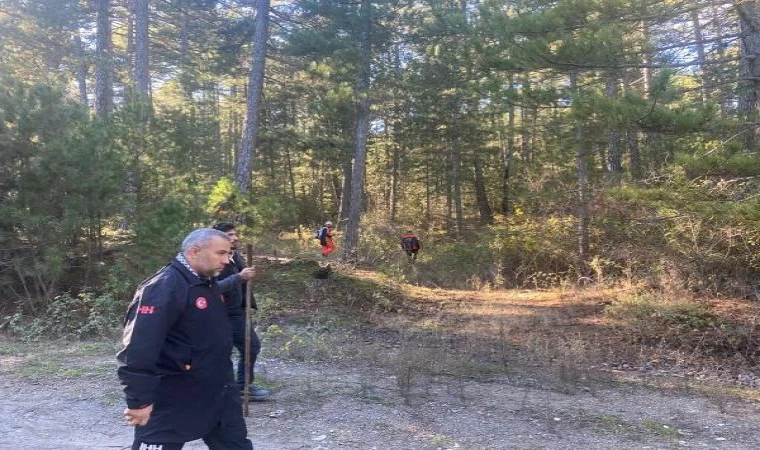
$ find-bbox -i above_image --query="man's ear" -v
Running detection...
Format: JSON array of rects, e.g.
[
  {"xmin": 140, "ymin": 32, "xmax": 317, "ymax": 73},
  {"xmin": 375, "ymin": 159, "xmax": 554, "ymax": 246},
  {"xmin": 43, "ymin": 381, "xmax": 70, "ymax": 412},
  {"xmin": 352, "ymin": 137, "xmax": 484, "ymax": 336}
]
[{"xmin": 186, "ymin": 245, "xmax": 201, "ymax": 259}]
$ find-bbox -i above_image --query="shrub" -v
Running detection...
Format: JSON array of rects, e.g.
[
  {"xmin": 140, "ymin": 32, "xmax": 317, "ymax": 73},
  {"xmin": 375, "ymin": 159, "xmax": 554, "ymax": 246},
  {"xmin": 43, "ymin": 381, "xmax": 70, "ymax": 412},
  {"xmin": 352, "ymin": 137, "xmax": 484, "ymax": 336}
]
[
  {"xmin": 488, "ymin": 211, "xmax": 577, "ymax": 288},
  {"xmin": 604, "ymin": 293, "xmax": 760, "ymax": 364},
  {"xmin": 6, "ymin": 291, "xmax": 126, "ymax": 340}
]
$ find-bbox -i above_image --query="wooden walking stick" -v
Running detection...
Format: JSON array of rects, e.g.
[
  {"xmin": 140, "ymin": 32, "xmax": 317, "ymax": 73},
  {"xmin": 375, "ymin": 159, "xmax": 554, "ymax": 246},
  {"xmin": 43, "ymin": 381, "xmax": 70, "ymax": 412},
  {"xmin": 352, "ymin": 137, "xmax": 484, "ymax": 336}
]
[{"xmin": 243, "ymin": 243, "xmax": 253, "ymax": 416}]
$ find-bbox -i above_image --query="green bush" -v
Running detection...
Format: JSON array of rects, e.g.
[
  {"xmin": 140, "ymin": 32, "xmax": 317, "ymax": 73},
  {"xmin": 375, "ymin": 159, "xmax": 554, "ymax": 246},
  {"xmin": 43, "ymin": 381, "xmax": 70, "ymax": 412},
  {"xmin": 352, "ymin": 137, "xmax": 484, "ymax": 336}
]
[
  {"xmin": 488, "ymin": 211, "xmax": 577, "ymax": 288},
  {"xmin": 604, "ymin": 293, "xmax": 760, "ymax": 363},
  {"xmin": 415, "ymin": 238, "xmax": 495, "ymax": 289},
  {"xmin": 601, "ymin": 179, "xmax": 760, "ymax": 296},
  {"xmin": 6, "ymin": 291, "xmax": 126, "ymax": 340}
]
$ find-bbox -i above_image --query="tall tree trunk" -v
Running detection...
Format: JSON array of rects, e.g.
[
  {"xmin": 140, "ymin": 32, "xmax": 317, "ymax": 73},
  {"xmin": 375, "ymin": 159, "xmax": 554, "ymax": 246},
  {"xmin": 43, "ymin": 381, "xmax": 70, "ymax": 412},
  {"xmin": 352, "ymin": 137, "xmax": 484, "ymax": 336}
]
[
  {"xmin": 606, "ymin": 75, "xmax": 623, "ymax": 178},
  {"xmin": 180, "ymin": 0, "xmax": 190, "ymax": 96},
  {"xmin": 691, "ymin": 9, "xmax": 709, "ymax": 104},
  {"xmin": 284, "ymin": 145, "xmax": 298, "ymax": 205},
  {"xmin": 640, "ymin": 19, "xmax": 653, "ymax": 97},
  {"xmin": 389, "ymin": 43, "xmax": 402, "ymax": 225},
  {"xmin": 134, "ymin": 0, "xmax": 151, "ymax": 106},
  {"xmin": 450, "ymin": 137, "xmax": 463, "ymax": 239},
  {"xmin": 712, "ymin": 0, "xmax": 728, "ymax": 119},
  {"xmin": 236, "ymin": 0, "xmax": 270, "ymax": 193},
  {"xmin": 343, "ymin": 0, "xmax": 372, "ymax": 258},
  {"xmin": 425, "ymin": 149, "xmax": 432, "ymax": 227},
  {"xmin": 122, "ymin": 0, "xmax": 150, "ymax": 230},
  {"xmin": 230, "ymin": 85, "xmax": 241, "ymax": 172},
  {"xmin": 73, "ymin": 32, "xmax": 88, "ymax": 107},
  {"xmin": 570, "ymin": 72, "xmax": 590, "ymax": 276},
  {"xmin": 623, "ymin": 71, "xmax": 641, "ymax": 179},
  {"xmin": 639, "ymin": 17, "xmax": 660, "ymax": 166},
  {"xmin": 339, "ymin": 158, "xmax": 352, "ymax": 223},
  {"xmin": 94, "ymin": 0, "xmax": 113, "ymax": 117},
  {"xmin": 390, "ymin": 141, "xmax": 400, "ymax": 224},
  {"xmin": 498, "ymin": 114, "xmax": 512, "ymax": 214},
  {"xmin": 474, "ymin": 153, "xmax": 492, "ymax": 224},
  {"xmin": 737, "ymin": 1, "xmax": 760, "ymax": 152},
  {"xmin": 124, "ymin": 1, "xmax": 135, "ymax": 104},
  {"xmin": 502, "ymin": 79, "xmax": 516, "ymax": 213},
  {"xmin": 520, "ymin": 73, "xmax": 532, "ymax": 163},
  {"xmin": 445, "ymin": 144, "xmax": 453, "ymax": 234},
  {"xmin": 330, "ymin": 170, "xmax": 341, "ymax": 215}
]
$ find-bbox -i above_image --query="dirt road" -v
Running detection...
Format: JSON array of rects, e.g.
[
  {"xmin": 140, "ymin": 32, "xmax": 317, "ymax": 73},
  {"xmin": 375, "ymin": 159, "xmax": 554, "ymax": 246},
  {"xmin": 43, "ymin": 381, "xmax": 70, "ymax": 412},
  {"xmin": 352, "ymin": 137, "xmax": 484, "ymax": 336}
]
[{"xmin": 2, "ymin": 351, "xmax": 760, "ymax": 450}]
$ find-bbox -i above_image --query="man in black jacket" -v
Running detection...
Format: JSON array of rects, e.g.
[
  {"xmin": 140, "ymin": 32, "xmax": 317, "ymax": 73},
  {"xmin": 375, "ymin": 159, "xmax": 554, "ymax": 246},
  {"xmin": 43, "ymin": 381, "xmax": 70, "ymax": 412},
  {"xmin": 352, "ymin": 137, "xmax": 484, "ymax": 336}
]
[
  {"xmin": 213, "ymin": 222, "xmax": 271, "ymax": 401},
  {"xmin": 117, "ymin": 228, "xmax": 254, "ymax": 450}
]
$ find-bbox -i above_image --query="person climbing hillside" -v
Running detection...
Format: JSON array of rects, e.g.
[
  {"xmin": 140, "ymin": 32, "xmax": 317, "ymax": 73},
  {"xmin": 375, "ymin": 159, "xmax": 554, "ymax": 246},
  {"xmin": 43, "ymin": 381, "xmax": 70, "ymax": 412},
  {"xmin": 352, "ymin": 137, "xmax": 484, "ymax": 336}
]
[
  {"xmin": 318, "ymin": 221, "xmax": 336, "ymax": 257},
  {"xmin": 401, "ymin": 230, "xmax": 421, "ymax": 262}
]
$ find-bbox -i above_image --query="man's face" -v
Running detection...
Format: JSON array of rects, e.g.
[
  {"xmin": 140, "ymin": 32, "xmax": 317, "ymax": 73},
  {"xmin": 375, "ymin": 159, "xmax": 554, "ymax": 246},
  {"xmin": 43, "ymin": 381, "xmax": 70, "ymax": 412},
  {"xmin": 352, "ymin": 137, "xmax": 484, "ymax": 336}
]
[
  {"xmin": 186, "ymin": 236, "xmax": 231, "ymax": 277},
  {"xmin": 224, "ymin": 229, "xmax": 239, "ymax": 250}
]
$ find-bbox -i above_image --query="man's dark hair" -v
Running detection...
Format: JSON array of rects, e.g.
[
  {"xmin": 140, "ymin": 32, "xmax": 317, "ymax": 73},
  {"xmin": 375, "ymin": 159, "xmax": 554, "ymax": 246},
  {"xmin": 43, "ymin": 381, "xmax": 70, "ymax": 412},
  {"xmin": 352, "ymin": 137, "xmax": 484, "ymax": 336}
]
[{"xmin": 213, "ymin": 222, "xmax": 236, "ymax": 232}]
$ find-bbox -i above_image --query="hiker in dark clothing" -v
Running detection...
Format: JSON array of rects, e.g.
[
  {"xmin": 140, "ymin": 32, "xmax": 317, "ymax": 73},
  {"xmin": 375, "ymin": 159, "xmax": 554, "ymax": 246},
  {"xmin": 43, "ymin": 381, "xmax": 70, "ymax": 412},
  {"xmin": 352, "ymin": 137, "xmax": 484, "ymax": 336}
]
[
  {"xmin": 213, "ymin": 222, "xmax": 271, "ymax": 401},
  {"xmin": 401, "ymin": 230, "xmax": 421, "ymax": 262},
  {"xmin": 118, "ymin": 228, "xmax": 253, "ymax": 450}
]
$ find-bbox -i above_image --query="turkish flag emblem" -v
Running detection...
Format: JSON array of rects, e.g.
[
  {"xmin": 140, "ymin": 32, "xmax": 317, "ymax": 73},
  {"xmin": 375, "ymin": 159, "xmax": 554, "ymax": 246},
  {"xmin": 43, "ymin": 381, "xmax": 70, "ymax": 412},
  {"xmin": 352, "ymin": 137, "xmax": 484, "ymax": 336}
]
[{"xmin": 195, "ymin": 297, "xmax": 208, "ymax": 310}]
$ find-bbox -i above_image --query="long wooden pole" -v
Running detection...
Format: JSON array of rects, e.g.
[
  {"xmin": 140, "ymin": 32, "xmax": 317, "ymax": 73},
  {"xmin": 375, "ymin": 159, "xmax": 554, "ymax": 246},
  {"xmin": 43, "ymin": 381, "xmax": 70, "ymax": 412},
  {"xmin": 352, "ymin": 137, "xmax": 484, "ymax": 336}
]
[{"xmin": 243, "ymin": 243, "xmax": 253, "ymax": 416}]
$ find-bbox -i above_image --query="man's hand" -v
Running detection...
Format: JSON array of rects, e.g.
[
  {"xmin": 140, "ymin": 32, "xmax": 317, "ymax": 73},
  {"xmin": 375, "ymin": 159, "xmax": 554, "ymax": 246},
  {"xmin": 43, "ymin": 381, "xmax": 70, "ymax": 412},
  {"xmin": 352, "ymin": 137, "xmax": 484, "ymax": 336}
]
[
  {"xmin": 124, "ymin": 404, "xmax": 153, "ymax": 427},
  {"xmin": 238, "ymin": 267, "xmax": 256, "ymax": 281}
]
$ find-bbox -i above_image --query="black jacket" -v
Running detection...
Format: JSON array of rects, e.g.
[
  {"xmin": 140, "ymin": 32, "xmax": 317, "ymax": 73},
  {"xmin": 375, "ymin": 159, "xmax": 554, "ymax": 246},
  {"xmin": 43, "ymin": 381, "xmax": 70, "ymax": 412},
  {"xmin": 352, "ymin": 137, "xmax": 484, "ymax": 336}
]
[
  {"xmin": 117, "ymin": 259, "xmax": 234, "ymax": 443},
  {"xmin": 217, "ymin": 250, "xmax": 255, "ymax": 317}
]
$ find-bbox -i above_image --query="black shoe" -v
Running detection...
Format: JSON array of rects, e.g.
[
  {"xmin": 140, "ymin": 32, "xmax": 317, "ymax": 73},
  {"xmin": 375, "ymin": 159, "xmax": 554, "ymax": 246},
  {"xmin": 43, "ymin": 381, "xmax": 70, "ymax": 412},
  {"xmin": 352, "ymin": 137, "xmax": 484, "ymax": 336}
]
[{"xmin": 247, "ymin": 386, "xmax": 271, "ymax": 401}]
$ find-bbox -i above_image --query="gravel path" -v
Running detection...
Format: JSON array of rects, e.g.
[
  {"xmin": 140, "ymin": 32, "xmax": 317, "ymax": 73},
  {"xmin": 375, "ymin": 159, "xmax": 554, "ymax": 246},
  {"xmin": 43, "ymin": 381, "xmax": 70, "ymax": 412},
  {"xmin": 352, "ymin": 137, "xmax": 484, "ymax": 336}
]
[{"xmin": 2, "ymin": 356, "xmax": 760, "ymax": 450}]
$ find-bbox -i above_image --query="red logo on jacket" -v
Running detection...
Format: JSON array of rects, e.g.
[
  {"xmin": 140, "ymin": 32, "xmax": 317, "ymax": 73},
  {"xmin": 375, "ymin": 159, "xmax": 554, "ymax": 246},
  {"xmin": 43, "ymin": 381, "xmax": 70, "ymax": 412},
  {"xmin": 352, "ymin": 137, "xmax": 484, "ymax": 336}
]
[
  {"xmin": 195, "ymin": 297, "xmax": 208, "ymax": 310},
  {"xmin": 137, "ymin": 305, "xmax": 155, "ymax": 314}
]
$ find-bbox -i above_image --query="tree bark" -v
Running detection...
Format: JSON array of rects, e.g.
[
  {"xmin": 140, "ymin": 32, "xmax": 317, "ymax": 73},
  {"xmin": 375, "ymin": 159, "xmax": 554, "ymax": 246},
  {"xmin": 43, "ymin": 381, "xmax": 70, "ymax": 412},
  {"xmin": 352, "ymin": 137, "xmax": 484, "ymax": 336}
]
[
  {"xmin": 606, "ymin": 75, "xmax": 623, "ymax": 178},
  {"xmin": 451, "ymin": 137, "xmax": 463, "ymax": 238},
  {"xmin": 343, "ymin": 0, "xmax": 372, "ymax": 259},
  {"xmin": 445, "ymin": 144, "xmax": 453, "ymax": 234},
  {"xmin": 389, "ymin": 43, "xmax": 402, "ymax": 225},
  {"xmin": 73, "ymin": 32, "xmax": 88, "ymax": 108},
  {"xmin": 712, "ymin": 0, "xmax": 728, "ymax": 119},
  {"xmin": 737, "ymin": 1, "xmax": 760, "ymax": 152},
  {"xmin": 474, "ymin": 154, "xmax": 492, "ymax": 224},
  {"xmin": 339, "ymin": 158, "xmax": 352, "ymax": 223},
  {"xmin": 124, "ymin": 1, "xmax": 135, "ymax": 104},
  {"xmin": 623, "ymin": 71, "xmax": 642, "ymax": 179},
  {"xmin": 390, "ymin": 140, "xmax": 400, "ymax": 224},
  {"xmin": 640, "ymin": 19, "xmax": 653, "ymax": 97},
  {"xmin": 94, "ymin": 0, "xmax": 113, "ymax": 117},
  {"xmin": 570, "ymin": 71, "xmax": 590, "ymax": 276},
  {"xmin": 502, "ymin": 77, "xmax": 516, "ymax": 213},
  {"xmin": 520, "ymin": 73, "xmax": 532, "ymax": 163},
  {"xmin": 179, "ymin": 0, "xmax": 191, "ymax": 96},
  {"xmin": 425, "ymin": 150, "xmax": 432, "ymax": 227},
  {"xmin": 691, "ymin": 8, "xmax": 709, "ymax": 103},
  {"xmin": 134, "ymin": 0, "xmax": 151, "ymax": 106},
  {"xmin": 236, "ymin": 0, "xmax": 270, "ymax": 193}
]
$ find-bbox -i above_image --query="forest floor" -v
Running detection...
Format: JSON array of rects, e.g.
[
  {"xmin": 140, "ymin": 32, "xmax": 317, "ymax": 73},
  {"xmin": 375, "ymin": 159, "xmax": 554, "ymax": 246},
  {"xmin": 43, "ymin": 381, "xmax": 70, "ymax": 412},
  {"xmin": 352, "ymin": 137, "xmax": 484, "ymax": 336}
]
[{"xmin": 2, "ymin": 258, "xmax": 760, "ymax": 449}]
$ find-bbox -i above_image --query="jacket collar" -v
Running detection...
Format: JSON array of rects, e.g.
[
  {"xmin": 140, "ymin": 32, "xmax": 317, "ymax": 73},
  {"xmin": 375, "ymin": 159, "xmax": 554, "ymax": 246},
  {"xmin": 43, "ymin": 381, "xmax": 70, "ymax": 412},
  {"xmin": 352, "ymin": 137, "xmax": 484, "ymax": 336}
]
[{"xmin": 170, "ymin": 257, "xmax": 213, "ymax": 286}]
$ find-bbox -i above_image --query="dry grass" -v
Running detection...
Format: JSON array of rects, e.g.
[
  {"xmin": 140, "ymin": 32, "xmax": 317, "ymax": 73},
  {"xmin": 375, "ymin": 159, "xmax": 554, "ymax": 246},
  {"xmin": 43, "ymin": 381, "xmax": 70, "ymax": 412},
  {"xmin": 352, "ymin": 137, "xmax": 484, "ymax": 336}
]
[{"xmin": 253, "ymin": 258, "xmax": 760, "ymax": 401}]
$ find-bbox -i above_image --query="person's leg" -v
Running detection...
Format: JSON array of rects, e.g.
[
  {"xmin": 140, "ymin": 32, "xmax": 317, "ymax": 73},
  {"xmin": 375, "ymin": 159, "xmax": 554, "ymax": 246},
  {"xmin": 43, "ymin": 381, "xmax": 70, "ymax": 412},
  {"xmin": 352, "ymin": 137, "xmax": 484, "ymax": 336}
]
[
  {"xmin": 229, "ymin": 315, "xmax": 246, "ymax": 387},
  {"xmin": 248, "ymin": 329, "xmax": 261, "ymax": 384},
  {"xmin": 323, "ymin": 238, "xmax": 336, "ymax": 256},
  {"xmin": 247, "ymin": 329, "xmax": 271, "ymax": 400},
  {"xmin": 203, "ymin": 387, "xmax": 254, "ymax": 450},
  {"xmin": 132, "ymin": 440, "xmax": 184, "ymax": 450}
]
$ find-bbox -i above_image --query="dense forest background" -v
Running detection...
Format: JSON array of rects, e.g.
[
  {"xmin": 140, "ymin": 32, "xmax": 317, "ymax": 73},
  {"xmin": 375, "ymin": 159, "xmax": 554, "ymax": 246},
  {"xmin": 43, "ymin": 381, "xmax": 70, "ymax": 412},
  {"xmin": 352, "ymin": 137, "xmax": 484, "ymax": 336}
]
[{"xmin": 1, "ymin": 0, "xmax": 758, "ymax": 335}]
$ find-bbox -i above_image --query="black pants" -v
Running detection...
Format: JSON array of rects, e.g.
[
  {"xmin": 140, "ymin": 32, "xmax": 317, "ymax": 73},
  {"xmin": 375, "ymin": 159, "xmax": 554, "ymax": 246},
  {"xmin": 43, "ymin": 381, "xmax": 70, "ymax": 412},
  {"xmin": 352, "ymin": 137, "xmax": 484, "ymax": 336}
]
[
  {"xmin": 229, "ymin": 315, "xmax": 261, "ymax": 386},
  {"xmin": 131, "ymin": 387, "xmax": 253, "ymax": 450}
]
